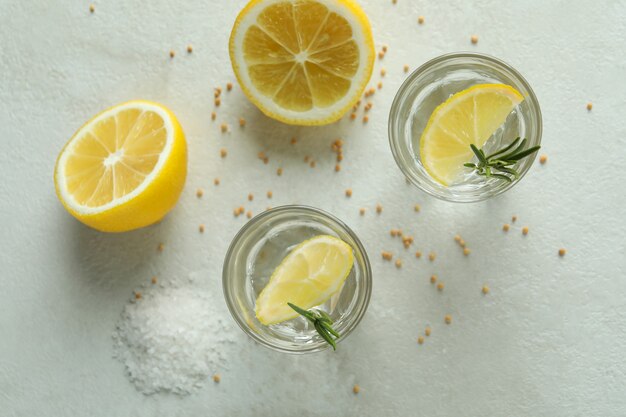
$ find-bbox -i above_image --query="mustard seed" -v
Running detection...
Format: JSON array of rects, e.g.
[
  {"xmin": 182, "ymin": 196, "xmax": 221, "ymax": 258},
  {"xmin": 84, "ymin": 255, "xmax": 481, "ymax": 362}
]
[
  {"xmin": 215, "ymin": 98, "xmax": 221, "ymax": 107},
  {"xmin": 471, "ymin": 35, "xmax": 479, "ymax": 44},
  {"xmin": 363, "ymin": 115, "xmax": 369, "ymax": 123},
  {"xmin": 414, "ymin": 204, "xmax": 420, "ymax": 212},
  {"xmin": 211, "ymin": 112, "xmax": 216, "ymax": 121},
  {"xmin": 353, "ymin": 384, "xmax": 360, "ymax": 394},
  {"xmin": 558, "ymin": 248, "xmax": 566, "ymax": 257},
  {"xmin": 417, "ymin": 336, "xmax": 424, "ymax": 345},
  {"xmin": 380, "ymin": 68, "xmax": 386, "ymax": 77},
  {"xmin": 377, "ymin": 81, "xmax": 383, "ymax": 89},
  {"xmin": 425, "ymin": 326, "xmax": 431, "ymax": 336},
  {"xmin": 350, "ymin": 113, "xmax": 357, "ymax": 120},
  {"xmin": 248, "ymin": 193, "xmax": 253, "ymax": 201},
  {"xmin": 395, "ymin": 259, "xmax": 402, "ymax": 268},
  {"xmin": 220, "ymin": 123, "xmax": 228, "ymax": 133},
  {"xmin": 335, "ymin": 164, "xmax": 341, "ymax": 172},
  {"xmin": 430, "ymin": 275, "xmax": 437, "ymax": 284},
  {"xmin": 378, "ymin": 51, "xmax": 385, "ymax": 59},
  {"xmin": 415, "ymin": 250, "xmax": 422, "ymax": 259},
  {"xmin": 157, "ymin": 243, "xmax": 164, "ymax": 252},
  {"xmin": 187, "ymin": 44, "xmax": 193, "ymax": 53},
  {"xmin": 246, "ymin": 211, "xmax": 252, "ymax": 219},
  {"xmin": 382, "ymin": 251, "xmax": 393, "ymax": 261},
  {"xmin": 89, "ymin": 4, "xmax": 95, "ymax": 13},
  {"xmin": 151, "ymin": 276, "xmax": 157, "ymax": 284},
  {"xmin": 539, "ymin": 154, "xmax": 547, "ymax": 164},
  {"xmin": 196, "ymin": 188, "xmax": 204, "ymax": 198},
  {"xmin": 266, "ymin": 190, "xmax": 273, "ymax": 198},
  {"xmin": 277, "ymin": 168, "xmax": 283, "ymax": 176},
  {"xmin": 199, "ymin": 224, "xmax": 205, "ymax": 233},
  {"xmin": 403, "ymin": 64, "xmax": 410, "ymax": 72},
  {"xmin": 345, "ymin": 188, "xmax": 352, "ymax": 197},
  {"xmin": 376, "ymin": 204, "xmax": 383, "ymax": 214},
  {"xmin": 214, "ymin": 178, "xmax": 220, "ymax": 186},
  {"xmin": 239, "ymin": 118, "xmax": 246, "ymax": 127},
  {"xmin": 586, "ymin": 102, "xmax": 593, "ymax": 111},
  {"xmin": 418, "ymin": 15, "xmax": 425, "ymax": 24},
  {"xmin": 503, "ymin": 224, "xmax": 510, "ymax": 232},
  {"xmin": 213, "ymin": 374, "xmax": 221, "ymax": 383},
  {"xmin": 522, "ymin": 226, "xmax": 529, "ymax": 235},
  {"xmin": 359, "ymin": 208, "xmax": 366, "ymax": 216},
  {"xmin": 309, "ymin": 160, "xmax": 316, "ymax": 168},
  {"xmin": 482, "ymin": 285, "xmax": 489, "ymax": 295},
  {"xmin": 134, "ymin": 291, "xmax": 142, "ymax": 300},
  {"xmin": 454, "ymin": 235, "xmax": 461, "ymax": 242},
  {"xmin": 511, "ymin": 215, "xmax": 517, "ymax": 223},
  {"xmin": 428, "ymin": 252, "xmax": 436, "ymax": 262},
  {"xmin": 437, "ymin": 282, "xmax": 444, "ymax": 291},
  {"xmin": 444, "ymin": 315, "xmax": 452, "ymax": 324},
  {"xmin": 220, "ymin": 148, "xmax": 227, "ymax": 158},
  {"xmin": 226, "ymin": 82, "xmax": 233, "ymax": 91},
  {"xmin": 463, "ymin": 248, "xmax": 471, "ymax": 256},
  {"xmin": 169, "ymin": 50, "xmax": 175, "ymax": 58}
]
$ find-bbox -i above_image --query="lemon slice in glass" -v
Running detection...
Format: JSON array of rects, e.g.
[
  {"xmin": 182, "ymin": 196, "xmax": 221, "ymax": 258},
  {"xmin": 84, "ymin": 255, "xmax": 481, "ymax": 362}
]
[
  {"xmin": 255, "ymin": 235, "xmax": 354, "ymax": 325},
  {"xmin": 419, "ymin": 84, "xmax": 524, "ymax": 185}
]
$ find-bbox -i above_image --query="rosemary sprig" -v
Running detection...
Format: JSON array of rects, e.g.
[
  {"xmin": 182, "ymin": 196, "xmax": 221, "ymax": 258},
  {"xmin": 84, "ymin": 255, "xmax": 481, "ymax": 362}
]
[
  {"xmin": 464, "ymin": 137, "xmax": 540, "ymax": 183},
  {"xmin": 288, "ymin": 302, "xmax": 340, "ymax": 351}
]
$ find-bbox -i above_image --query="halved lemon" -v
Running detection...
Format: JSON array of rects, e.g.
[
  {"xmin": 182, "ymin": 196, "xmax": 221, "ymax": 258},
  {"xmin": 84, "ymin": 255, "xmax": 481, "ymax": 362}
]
[
  {"xmin": 255, "ymin": 235, "xmax": 354, "ymax": 325},
  {"xmin": 54, "ymin": 100, "xmax": 187, "ymax": 232},
  {"xmin": 229, "ymin": 0, "xmax": 375, "ymax": 126},
  {"xmin": 420, "ymin": 84, "xmax": 524, "ymax": 185}
]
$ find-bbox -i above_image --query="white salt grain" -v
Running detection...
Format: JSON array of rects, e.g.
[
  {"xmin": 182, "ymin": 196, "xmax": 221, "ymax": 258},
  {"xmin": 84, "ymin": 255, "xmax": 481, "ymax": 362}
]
[{"xmin": 113, "ymin": 281, "xmax": 232, "ymax": 395}]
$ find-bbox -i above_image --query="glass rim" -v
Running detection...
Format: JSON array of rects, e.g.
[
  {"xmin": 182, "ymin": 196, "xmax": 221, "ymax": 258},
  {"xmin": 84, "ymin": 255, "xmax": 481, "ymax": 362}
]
[
  {"xmin": 388, "ymin": 51, "xmax": 543, "ymax": 203},
  {"xmin": 222, "ymin": 204, "xmax": 373, "ymax": 354}
]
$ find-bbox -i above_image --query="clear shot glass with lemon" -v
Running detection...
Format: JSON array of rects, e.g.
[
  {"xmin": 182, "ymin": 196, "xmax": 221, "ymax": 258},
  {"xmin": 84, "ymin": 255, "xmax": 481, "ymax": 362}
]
[
  {"xmin": 222, "ymin": 206, "xmax": 372, "ymax": 353},
  {"xmin": 389, "ymin": 53, "xmax": 542, "ymax": 202}
]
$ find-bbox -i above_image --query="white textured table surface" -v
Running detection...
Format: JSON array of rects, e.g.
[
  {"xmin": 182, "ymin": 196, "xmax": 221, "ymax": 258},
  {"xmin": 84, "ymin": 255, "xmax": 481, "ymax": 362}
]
[{"xmin": 1, "ymin": 0, "xmax": 626, "ymax": 416}]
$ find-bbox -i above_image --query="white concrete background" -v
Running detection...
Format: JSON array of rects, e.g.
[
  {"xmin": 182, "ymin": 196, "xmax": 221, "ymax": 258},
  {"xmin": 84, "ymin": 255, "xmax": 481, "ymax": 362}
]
[{"xmin": 1, "ymin": 0, "xmax": 625, "ymax": 415}]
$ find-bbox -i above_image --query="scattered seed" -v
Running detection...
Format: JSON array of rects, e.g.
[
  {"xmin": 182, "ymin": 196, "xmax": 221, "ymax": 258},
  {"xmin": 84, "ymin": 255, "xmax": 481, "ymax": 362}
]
[
  {"xmin": 363, "ymin": 115, "xmax": 369, "ymax": 123},
  {"xmin": 277, "ymin": 168, "xmax": 283, "ymax": 176},
  {"xmin": 359, "ymin": 208, "xmax": 366, "ymax": 216},
  {"xmin": 211, "ymin": 112, "xmax": 216, "ymax": 121},
  {"xmin": 196, "ymin": 188, "xmax": 204, "ymax": 198},
  {"xmin": 364, "ymin": 102, "xmax": 373, "ymax": 111},
  {"xmin": 382, "ymin": 251, "xmax": 393, "ymax": 261},
  {"xmin": 377, "ymin": 81, "xmax": 383, "ymax": 89},
  {"xmin": 382, "ymin": 45, "xmax": 388, "ymax": 52},
  {"xmin": 558, "ymin": 248, "xmax": 566, "ymax": 257},
  {"xmin": 482, "ymin": 285, "xmax": 489, "ymax": 295},
  {"xmin": 380, "ymin": 68, "xmax": 386, "ymax": 77},
  {"xmin": 437, "ymin": 282, "xmax": 445, "ymax": 291},
  {"xmin": 309, "ymin": 160, "xmax": 316, "ymax": 168},
  {"xmin": 199, "ymin": 224, "xmax": 205, "ymax": 233},
  {"xmin": 378, "ymin": 51, "xmax": 385, "ymax": 59},
  {"xmin": 418, "ymin": 15, "xmax": 425, "ymax": 24},
  {"xmin": 539, "ymin": 154, "xmax": 547, "ymax": 164},
  {"xmin": 213, "ymin": 374, "xmax": 221, "ymax": 383},
  {"xmin": 417, "ymin": 336, "xmax": 424, "ymax": 345},
  {"xmin": 239, "ymin": 118, "xmax": 246, "ymax": 127},
  {"xmin": 511, "ymin": 215, "xmax": 517, "ymax": 223},
  {"xmin": 428, "ymin": 252, "xmax": 436, "ymax": 262},
  {"xmin": 335, "ymin": 164, "xmax": 341, "ymax": 172},
  {"xmin": 459, "ymin": 239, "xmax": 466, "ymax": 247},
  {"xmin": 350, "ymin": 113, "xmax": 357, "ymax": 120},
  {"xmin": 414, "ymin": 204, "xmax": 421, "ymax": 212},
  {"xmin": 395, "ymin": 259, "xmax": 402, "ymax": 268},
  {"xmin": 586, "ymin": 102, "xmax": 593, "ymax": 111},
  {"xmin": 246, "ymin": 211, "xmax": 252, "ymax": 219},
  {"xmin": 169, "ymin": 50, "xmax": 175, "ymax": 58},
  {"xmin": 157, "ymin": 243, "xmax": 164, "ymax": 252},
  {"xmin": 220, "ymin": 148, "xmax": 227, "ymax": 158},
  {"xmin": 226, "ymin": 82, "xmax": 233, "ymax": 91},
  {"xmin": 471, "ymin": 35, "xmax": 479, "ymax": 44},
  {"xmin": 425, "ymin": 327, "xmax": 431, "ymax": 336},
  {"xmin": 248, "ymin": 193, "xmax": 253, "ymax": 201},
  {"xmin": 522, "ymin": 226, "xmax": 529, "ymax": 236},
  {"xmin": 376, "ymin": 204, "xmax": 383, "ymax": 214},
  {"xmin": 220, "ymin": 123, "xmax": 228, "ymax": 133},
  {"xmin": 151, "ymin": 276, "xmax": 157, "ymax": 284},
  {"xmin": 89, "ymin": 4, "xmax": 95, "ymax": 13},
  {"xmin": 304, "ymin": 155, "xmax": 310, "ymax": 163},
  {"xmin": 454, "ymin": 235, "xmax": 461, "ymax": 243},
  {"xmin": 403, "ymin": 64, "xmax": 410, "ymax": 72},
  {"xmin": 214, "ymin": 178, "xmax": 220, "ymax": 186},
  {"xmin": 430, "ymin": 275, "xmax": 437, "ymax": 284},
  {"xmin": 290, "ymin": 137, "xmax": 297, "ymax": 145},
  {"xmin": 187, "ymin": 44, "xmax": 193, "ymax": 53},
  {"xmin": 503, "ymin": 224, "xmax": 510, "ymax": 232},
  {"xmin": 444, "ymin": 315, "xmax": 452, "ymax": 324},
  {"xmin": 215, "ymin": 98, "xmax": 221, "ymax": 107},
  {"xmin": 390, "ymin": 229, "xmax": 400, "ymax": 237},
  {"xmin": 267, "ymin": 190, "xmax": 273, "ymax": 199},
  {"xmin": 345, "ymin": 188, "xmax": 352, "ymax": 197},
  {"xmin": 415, "ymin": 250, "xmax": 422, "ymax": 259},
  {"xmin": 353, "ymin": 384, "xmax": 360, "ymax": 394},
  {"xmin": 134, "ymin": 291, "xmax": 142, "ymax": 300},
  {"xmin": 402, "ymin": 236, "xmax": 414, "ymax": 248},
  {"xmin": 463, "ymin": 248, "xmax": 471, "ymax": 256}
]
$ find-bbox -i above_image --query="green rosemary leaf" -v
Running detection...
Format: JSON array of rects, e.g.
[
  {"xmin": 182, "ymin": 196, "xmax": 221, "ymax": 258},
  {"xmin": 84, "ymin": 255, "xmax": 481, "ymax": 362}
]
[
  {"xmin": 470, "ymin": 144, "xmax": 487, "ymax": 164},
  {"xmin": 289, "ymin": 302, "xmax": 340, "ymax": 350},
  {"xmin": 486, "ymin": 137, "xmax": 520, "ymax": 159},
  {"xmin": 491, "ymin": 173, "xmax": 513, "ymax": 182},
  {"xmin": 314, "ymin": 322, "xmax": 336, "ymax": 350},
  {"xmin": 464, "ymin": 138, "xmax": 540, "ymax": 183}
]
